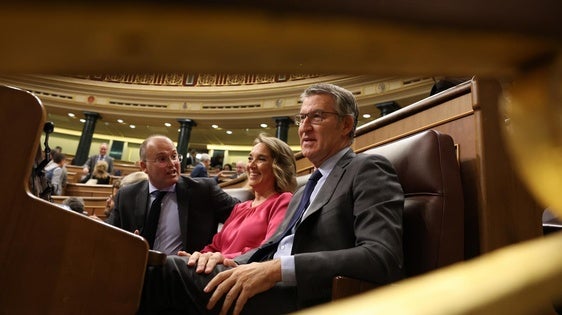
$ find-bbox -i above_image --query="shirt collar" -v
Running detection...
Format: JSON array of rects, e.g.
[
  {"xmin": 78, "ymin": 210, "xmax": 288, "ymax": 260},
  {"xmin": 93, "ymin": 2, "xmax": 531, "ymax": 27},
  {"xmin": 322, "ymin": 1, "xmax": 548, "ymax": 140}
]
[
  {"xmin": 148, "ymin": 182, "xmax": 176, "ymax": 194},
  {"xmin": 316, "ymin": 147, "xmax": 349, "ymax": 178}
]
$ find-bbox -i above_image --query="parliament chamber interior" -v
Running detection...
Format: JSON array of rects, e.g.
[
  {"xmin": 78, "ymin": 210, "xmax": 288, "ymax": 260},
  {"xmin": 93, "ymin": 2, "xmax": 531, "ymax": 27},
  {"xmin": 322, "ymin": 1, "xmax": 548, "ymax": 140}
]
[{"xmin": 0, "ymin": 1, "xmax": 561, "ymax": 314}]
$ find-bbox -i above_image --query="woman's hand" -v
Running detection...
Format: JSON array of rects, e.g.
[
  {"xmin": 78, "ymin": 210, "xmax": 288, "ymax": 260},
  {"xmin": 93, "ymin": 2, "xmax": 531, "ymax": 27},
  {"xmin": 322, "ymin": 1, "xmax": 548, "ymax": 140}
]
[{"xmin": 181, "ymin": 251, "xmax": 237, "ymax": 274}]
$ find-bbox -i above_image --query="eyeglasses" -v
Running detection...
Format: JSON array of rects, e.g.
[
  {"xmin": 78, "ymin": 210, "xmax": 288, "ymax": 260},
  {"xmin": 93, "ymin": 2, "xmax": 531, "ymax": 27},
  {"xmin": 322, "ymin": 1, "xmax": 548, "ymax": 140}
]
[
  {"xmin": 145, "ymin": 153, "xmax": 183, "ymax": 165},
  {"xmin": 295, "ymin": 110, "xmax": 341, "ymax": 126}
]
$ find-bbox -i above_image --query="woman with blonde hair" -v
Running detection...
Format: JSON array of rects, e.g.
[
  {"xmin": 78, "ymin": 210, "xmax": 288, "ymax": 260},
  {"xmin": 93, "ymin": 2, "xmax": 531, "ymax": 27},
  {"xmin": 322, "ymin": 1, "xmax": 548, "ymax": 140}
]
[
  {"xmin": 180, "ymin": 133, "xmax": 297, "ymax": 266},
  {"xmin": 90, "ymin": 160, "xmax": 110, "ymax": 185}
]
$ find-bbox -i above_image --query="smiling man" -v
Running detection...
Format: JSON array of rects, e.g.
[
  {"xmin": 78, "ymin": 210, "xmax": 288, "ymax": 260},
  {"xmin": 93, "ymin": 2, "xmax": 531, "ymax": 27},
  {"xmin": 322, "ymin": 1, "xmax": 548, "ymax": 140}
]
[
  {"xmin": 140, "ymin": 84, "xmax": 404, "ymax": 314},
  {"xmin": 106, "ymin": 135, "xmax": 239, "ymax": 255}
]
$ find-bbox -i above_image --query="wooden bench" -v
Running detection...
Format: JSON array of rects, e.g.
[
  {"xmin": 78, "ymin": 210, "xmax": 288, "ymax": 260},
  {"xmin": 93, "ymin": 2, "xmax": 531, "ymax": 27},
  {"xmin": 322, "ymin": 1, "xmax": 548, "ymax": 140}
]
[
  {"xmin": 52, "ymin": 195, "xmax": 108, "ymax": 219},
  {"xmin": 219, "ymin": 173, "xmax": 248, "ymax": 188},
  {"xmin": 65, "ymin": 182, "xmax": 113, "ymax": 197},
  {"xmin": 66, "ymin": 171, "xmax": 78, "ymax": 184},
  {"xmin": 113, "ymin": 162, "xmax": 140, "ymax": 177},
  {"xmin": 65, "ymin": 164, "xmax": 85, "ymax": 183}
]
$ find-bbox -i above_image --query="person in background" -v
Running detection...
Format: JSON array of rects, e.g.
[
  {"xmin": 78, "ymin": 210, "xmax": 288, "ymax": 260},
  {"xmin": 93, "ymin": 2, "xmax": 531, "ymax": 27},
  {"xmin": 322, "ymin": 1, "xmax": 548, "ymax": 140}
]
[
  {"xmin": 179, "ymin": 133, "xmax": 297, "ymax": 265},
  {"xmin": 49, "ymin": 152, "xmax": 67, "ymax": 196},
  {"xmin": 81, "ymin": 143, "xmax": 114, "ymax": 183},
  {"xmin": 106, "ymin": 135, "xmax": 240, "ymax": 255},
  {"xmin": 216, "ymin": 160, "xmax": 247, "ymax": 183},
  {"xmin": 215, "ymin": 163, "xmax": 235, "ymax": 183},
  {"xmin": 190, "ymin": 153, "xmax": 211, "ymax": 178},
  {"xmin": 104, "ymin": 171, "xmax": 149, "ymax": 217},
  {"xmin": 234, "ymin": 160, "xmax": 246, "ymax": 178},
  {"xmin": 185, "ymin": 148, "xmax": 198, "ymax": 167},
  {"xmin": 88, "ymin": 160, "xmax": 111, "ymax": 185},
  {"xmin": 140, "ymin": 83, "xmax": 404, "ymax": 314},
  {"xmin": 62, "ymin": 196, "xmax": 87, "ymax": 215},
  {"xmin": 44, "ymin": 146, "xmax": 63, "ymax": 174}
]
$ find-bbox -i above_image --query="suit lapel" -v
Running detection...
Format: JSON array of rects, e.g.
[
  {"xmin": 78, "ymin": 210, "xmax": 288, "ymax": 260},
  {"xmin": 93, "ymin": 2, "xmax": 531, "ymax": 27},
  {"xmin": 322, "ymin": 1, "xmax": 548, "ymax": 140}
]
[
  {"xmin": 134, "ymin": 182, "xmax": 150, "ymax": 230},
  {"xmin": 175, "ymin": 176, "xmax": 190, "ymax": 248},
  {"xmin": 300, "ymin": 149, "xmax": 355, "ymax": 223},
  {"xmin": 262, "ymin": 149, "xmax": 356, "ymax": 245}
]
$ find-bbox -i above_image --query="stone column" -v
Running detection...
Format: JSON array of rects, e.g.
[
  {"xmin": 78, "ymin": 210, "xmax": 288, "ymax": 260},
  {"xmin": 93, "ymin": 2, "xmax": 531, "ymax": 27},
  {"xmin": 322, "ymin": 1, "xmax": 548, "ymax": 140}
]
[
  {"xmin": 72, "ymin": 111, "xmax": 100, "ymax": 166},
  {"xmin": 177, "ymin": 118, "xmax": 196, "ymax": 172},
  {"xmin": 273, "ymin": 116, "xmax": 293, "ymax": 143}
]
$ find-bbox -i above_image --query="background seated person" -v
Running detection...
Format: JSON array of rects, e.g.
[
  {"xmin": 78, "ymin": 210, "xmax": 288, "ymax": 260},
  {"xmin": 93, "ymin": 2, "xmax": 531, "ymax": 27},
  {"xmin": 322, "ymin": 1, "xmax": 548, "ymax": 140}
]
[
  {"xmin": 89, "ymin": 160, "xmax": 111, "ymax": 185},
  {"xmin": 234, "ymin": 160, "xmax": 246, "ymax": 178},
  {"xmin": 191, "ymin": 153, "xmax": 211, "ymax": 178},
  {"xmin": 80, "ymin": 142, "xmax": 114, "ymax": 183},
  {"xmin": 215, "ymin": 164, "xmax": 235, "ymax": 182},
  {"xmin": 62, "ymin": 196, "xmax": 87, "ymax": 215},
  {"xmin": 179, "ymin": 133, "xmax": 297, "ymax": 270},
  {"xmin": 104, "ymin": 171, "xmax": 149, "ymax": 217}
]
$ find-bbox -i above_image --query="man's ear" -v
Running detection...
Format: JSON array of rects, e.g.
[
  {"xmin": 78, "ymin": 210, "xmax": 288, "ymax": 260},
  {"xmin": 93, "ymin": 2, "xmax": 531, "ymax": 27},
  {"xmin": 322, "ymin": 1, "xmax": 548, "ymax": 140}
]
[
  {"xmin": 140, "ymin": 161, "xmax": 147, "ymax": 172},
  {"xmin": 341, "ymin": 115, "xmax": 355, "ymax": 134}
]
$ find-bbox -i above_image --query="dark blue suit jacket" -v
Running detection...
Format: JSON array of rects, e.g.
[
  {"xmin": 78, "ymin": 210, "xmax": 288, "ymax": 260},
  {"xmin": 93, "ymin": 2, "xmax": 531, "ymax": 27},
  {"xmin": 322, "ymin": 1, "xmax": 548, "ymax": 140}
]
[{"xmin": 190, "ymin": 163, "xmax": 208, "ymax": 178}]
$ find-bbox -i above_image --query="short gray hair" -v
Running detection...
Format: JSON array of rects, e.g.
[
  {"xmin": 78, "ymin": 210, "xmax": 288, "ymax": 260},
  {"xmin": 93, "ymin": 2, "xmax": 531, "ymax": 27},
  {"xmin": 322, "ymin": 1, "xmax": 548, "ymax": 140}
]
[{"xmin": 300, "ymin": 83, "xmax": 359, "ymax": 141}]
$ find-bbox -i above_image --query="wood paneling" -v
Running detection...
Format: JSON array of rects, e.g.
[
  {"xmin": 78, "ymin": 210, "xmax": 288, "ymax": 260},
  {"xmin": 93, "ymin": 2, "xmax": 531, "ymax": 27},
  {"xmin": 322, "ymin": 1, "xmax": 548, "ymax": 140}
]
[
  {"xmin": 65, "ymin": 183, "xmax": 113, "ymax": 198},
  {"xmin": 0, "ymin": 86, "xmax": 148, "ymax": 314},
  {"xmin": 52, "ymin": 195, "xmax": 108, "ymax": 219}
]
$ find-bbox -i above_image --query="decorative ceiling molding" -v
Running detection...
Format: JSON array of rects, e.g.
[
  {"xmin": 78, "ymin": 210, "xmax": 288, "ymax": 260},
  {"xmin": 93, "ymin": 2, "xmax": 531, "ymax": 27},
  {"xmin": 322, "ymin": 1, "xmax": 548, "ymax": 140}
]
[{"xmin": 0, "ymin": 74, "xmax": 435, "ymax": 147}]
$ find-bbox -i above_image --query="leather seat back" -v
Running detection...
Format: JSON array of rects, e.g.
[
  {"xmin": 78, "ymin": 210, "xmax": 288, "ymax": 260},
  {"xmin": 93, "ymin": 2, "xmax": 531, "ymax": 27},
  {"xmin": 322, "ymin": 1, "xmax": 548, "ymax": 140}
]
[{"xmin": 364, "ymin": 130, "xmax": 464, "ymax": 276}]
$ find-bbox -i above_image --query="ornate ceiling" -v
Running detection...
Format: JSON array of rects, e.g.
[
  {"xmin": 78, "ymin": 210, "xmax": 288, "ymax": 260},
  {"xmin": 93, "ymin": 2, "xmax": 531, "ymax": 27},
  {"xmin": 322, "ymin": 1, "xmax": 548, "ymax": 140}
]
[{"xmin": 0, "ymin": 74, "xmax": 435, "ymax": 148}]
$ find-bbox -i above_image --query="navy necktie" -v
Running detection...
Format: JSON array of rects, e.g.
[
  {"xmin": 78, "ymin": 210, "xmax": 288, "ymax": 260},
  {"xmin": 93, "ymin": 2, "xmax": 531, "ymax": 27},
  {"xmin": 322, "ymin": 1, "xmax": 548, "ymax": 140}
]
[
  {"xmin": 141, "ymin": 190, "xmax": 167, "ymax": 249},
  {"xmin": 284, "ymin": 169, "xmax": 323, "ymax": 234},
  {"xmin": 248, "ymin": 170, "xmax": 322, "ymax": 262}
]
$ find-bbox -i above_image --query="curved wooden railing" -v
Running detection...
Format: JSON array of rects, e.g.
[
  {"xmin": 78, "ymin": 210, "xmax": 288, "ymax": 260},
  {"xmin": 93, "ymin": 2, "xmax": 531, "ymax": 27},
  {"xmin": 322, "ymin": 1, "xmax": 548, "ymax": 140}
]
[{"xmin": 0, "ymin": 86, "xmax": 149, "ymax": 314}]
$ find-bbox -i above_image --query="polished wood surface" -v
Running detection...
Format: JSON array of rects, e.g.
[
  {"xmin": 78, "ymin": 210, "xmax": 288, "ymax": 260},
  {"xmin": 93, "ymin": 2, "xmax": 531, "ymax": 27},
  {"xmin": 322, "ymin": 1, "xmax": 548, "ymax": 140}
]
[
  {"xmin": 219, "ymin": 173, "xmax": 249, "ymax": 188},
  {"xmin": 0, "ymin": 86, "xmax": 148, "ymax": 314},
  {"xmin": 65, "ymin": 182, "xmax": 113, "ymax": 197},
  {"xmin": 0, "ymin": 2, "xmax": 558, "ymax": 75},
  {"xmin": 113, "ymin": 162, "xmax": 141, "ymax": 177},
  {"xmin": 51, "ymin": 196, "xmax": 108, "ymax": 218},
  {"xmin": 64, "ymin": 164, "xmax": 84, "ymax": 183},
  {"xmin": 300, "ymin": 232, "xmax": 562, "ymax": 315}
]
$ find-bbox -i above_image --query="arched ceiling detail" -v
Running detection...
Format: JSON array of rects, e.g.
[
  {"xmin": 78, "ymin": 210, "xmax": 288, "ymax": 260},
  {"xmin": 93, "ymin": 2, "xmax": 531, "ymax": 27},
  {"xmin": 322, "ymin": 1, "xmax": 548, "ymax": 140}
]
[{"xmin": 0, "ymin": 74, "xmax": 435, "ymax": 147}]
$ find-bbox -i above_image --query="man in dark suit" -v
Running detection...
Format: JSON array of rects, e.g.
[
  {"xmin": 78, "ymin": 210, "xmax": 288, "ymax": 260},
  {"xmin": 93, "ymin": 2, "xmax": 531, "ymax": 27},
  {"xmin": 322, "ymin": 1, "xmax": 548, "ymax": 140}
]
[
  {"xmin": 140, "ymin": 84, "xmax": 404, "ymax": 314},
  {"xmin": 80, "ymin": 143, "xmax": 114, "ymax": 182},
  {"xmin": 106, "ymin": 135, "xmax": 239, "ymax": 255},
  {"xmin": 190, "ymin": 153, "xmax": 211, "ymax": 178}
]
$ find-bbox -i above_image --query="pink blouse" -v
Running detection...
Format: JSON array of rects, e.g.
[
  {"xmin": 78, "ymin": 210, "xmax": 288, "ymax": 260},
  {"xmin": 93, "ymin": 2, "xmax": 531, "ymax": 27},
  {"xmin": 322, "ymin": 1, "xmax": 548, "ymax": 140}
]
[{"xmin": 201, "ymin": 192, "xmax": 293, "ymax": 258}]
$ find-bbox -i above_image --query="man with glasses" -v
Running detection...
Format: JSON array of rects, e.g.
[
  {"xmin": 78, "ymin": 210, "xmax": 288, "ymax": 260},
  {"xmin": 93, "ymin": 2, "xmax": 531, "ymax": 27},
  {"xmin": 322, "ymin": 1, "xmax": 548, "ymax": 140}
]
[
  {"xmin": 140, "ymin": 84, "xmax": 404, "ymax": 314},
  {"xmin": 106, "ymin": 135, "xmax": 240, "ymax": 255}
]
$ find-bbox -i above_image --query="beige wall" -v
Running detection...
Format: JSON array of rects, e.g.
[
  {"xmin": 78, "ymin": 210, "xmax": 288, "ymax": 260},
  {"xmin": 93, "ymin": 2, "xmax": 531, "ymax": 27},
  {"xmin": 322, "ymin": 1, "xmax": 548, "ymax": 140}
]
[{"xmin": 41, "ymin": 132, "xmax": 253, "ymax": 165}]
